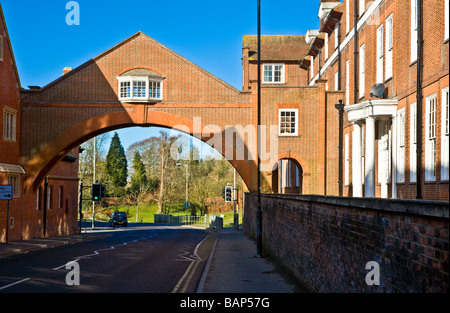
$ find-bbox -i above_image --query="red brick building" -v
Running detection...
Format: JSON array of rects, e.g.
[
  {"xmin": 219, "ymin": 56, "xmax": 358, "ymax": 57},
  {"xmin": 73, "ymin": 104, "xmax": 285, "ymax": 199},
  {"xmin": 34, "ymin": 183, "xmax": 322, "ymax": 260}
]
[
  {"xmin": 1, "ymin": 3, "xmax": 80, "ymax": 242},
  {"xmin": 297, "ymin": 0, "xmax": 449, "ymax": 200}
]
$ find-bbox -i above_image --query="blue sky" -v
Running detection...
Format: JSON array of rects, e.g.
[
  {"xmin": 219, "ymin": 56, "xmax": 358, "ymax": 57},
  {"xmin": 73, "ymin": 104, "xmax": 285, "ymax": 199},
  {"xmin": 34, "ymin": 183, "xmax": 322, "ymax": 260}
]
[{"xmin": 2, "ymin": 0, "xmax": 321, "ymax": 151}]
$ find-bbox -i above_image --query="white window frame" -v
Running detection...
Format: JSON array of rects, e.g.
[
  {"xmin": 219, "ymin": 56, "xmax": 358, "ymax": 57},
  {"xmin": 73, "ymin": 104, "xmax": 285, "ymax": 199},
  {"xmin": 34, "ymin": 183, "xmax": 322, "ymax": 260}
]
[
  {"xmin": 335, "ymin": 70, "xmax": 339, "ymax": 91},
  {"xmin": 346, "ymin": 0, "xmax": 350, "ymax": 34},
  {"xmin": 410, "ymin": 102, "xmax": 417, "ymax": 182},
  {"xmin": 397, "ymin": 109, "xmax": 406, "ymax": 183},
  {"xmin": 359, "ymin": 0, "xmax": 365, "ymax": 17},
  {"xmin": 445, "ymin": 0, "xmax": 449, "ymax": 41},
  {"xmin": 344, "ymin": 133, "xmax": 350, "ymax": 185},
  {"xmin": 377, "ymin": 24, "xmax": 384, "ymax": 83},
  {"xmin": 7, "ymin": 174, "xmax": 20, "ymax": 197},
  {"xmin": 334, "ymin": 24, "xmax": 339, "ymax": 49},
  {"xmin": 386, "ymin": 14, "xmax": 394, "ymax": 80},
  {"xmin": 346, "ymin": 60, "xmax": 350, "ymax": 105},
  {"xmin": 3, "ymin": 106, "xmax": 17, "ymax": 141},
  {"xmin": 263, "ymin": 64, "xmax": 285, "ymax": 84},
  {"xmin": 278, "ymin": 109, "xmax": 298, "ymax": 136},
  {"xmin": 324, "ymin": 33, "xmax": 329, "ymax": 60},
  {"xmin": 117, "ymin": 76, "xmax": 163, "ymax": 103},
  {"xmin": 425, "ymin": 94, "xmax": 437, "ymax": 181},
  {"xmin": 411, "ymin": 0, "xmax": 418, "ymax": 63},
  {"xmin": 359, "ymin": 43, "xmax": 365, "ymax": 99},
  {"xmin": 311, "ymin": 57, "xmax": 314, "ymax": 81},
  {"xmin": 442, "ymin": 87, "xmax": 449, "ymax": 180}
]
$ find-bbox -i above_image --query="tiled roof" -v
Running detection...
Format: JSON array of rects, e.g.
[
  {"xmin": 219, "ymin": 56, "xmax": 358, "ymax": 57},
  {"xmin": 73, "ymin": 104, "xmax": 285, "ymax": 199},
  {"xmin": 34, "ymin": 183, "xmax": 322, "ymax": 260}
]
[{"xmin": 243, "ymin": 35, "xmax": 309, "ymax": 61}]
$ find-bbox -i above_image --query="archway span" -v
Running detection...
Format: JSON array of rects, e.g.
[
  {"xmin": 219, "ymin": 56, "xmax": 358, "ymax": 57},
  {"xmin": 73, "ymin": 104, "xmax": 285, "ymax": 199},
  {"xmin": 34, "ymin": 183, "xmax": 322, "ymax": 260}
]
[{"xmin": 23, "ymin": 110, "xmax": 256, "ymax": 192}]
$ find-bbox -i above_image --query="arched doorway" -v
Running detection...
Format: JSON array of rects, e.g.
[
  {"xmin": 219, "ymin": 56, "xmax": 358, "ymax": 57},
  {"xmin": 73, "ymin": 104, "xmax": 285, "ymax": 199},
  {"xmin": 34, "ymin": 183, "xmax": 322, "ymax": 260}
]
[{"xmin": 271, "ymin": 158, "xmax": 303, "ymax": 194}]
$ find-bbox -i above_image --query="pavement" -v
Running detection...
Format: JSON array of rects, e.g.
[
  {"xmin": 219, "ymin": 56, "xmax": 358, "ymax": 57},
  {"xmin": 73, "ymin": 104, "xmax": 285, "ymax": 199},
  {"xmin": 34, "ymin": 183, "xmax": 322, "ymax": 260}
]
[{"xmin": 0, "ymin": 226, "xmax": 301, "ymax": 293}]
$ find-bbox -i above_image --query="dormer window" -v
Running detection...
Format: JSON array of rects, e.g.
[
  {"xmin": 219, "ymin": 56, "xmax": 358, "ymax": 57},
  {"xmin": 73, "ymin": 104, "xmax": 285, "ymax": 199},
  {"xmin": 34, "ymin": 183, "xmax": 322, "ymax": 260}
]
[{"xmin": 117, "ymin": 68, "xmax": 164, "ymax": 103}]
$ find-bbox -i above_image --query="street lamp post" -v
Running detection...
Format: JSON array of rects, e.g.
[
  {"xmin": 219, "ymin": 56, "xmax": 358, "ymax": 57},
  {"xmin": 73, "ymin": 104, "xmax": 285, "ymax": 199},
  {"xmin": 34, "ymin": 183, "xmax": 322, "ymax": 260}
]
[{"xmin": 176, "ymin": 163, "xmax": 189, "ymax": 216}]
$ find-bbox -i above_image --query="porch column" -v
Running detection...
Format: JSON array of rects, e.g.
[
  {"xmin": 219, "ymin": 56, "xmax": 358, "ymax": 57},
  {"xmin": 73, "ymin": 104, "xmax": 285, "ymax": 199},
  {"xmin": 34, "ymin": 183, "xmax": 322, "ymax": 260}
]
[
  {"xmin": 352, "ymin": 122, "xmax": 363, "ymax": 197},
  {"xmin": 365, "ymin": 117, "xmax": 376, "ymax": 197},
  {"xmin": 392, "ymin": 114, "xmax": 397, "ymax": 199}
]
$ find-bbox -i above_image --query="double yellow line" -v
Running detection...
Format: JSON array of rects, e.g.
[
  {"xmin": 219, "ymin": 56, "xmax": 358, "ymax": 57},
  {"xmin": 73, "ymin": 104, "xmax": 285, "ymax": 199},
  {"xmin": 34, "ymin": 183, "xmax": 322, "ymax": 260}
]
[
  {"xmin": 172, "ymin": 260, "xmax": 201, "ymax": 293},
  {"xmin": 172, "ymin": 234, "xmax": 209, "ymax": 293}
]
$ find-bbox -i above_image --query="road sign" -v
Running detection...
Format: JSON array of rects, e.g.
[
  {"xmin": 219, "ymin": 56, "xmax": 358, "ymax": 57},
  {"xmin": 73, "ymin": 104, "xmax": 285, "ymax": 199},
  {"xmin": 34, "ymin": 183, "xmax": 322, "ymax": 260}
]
[{"xmin": 0, "ymin": 185, "xmax": 13, "ymax": 201}]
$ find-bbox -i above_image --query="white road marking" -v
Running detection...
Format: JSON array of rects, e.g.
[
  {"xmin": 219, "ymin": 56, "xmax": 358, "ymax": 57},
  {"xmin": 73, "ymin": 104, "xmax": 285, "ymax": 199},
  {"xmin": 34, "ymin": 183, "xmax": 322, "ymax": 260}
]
[{"xmin": 0, "ymin": 278, "xmax": 31, "ymax": 291}]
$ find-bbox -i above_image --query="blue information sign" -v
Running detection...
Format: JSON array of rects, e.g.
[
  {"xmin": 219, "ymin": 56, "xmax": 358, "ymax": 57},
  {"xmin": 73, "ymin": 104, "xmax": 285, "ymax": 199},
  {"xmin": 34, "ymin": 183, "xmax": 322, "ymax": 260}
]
[{"xmin": 0, "ymin": 185, "xmax": 13, "ymax": 201}]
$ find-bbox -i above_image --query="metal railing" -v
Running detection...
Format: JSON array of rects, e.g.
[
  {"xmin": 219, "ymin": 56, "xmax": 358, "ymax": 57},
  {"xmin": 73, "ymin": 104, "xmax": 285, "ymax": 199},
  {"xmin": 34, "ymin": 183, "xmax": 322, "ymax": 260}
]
[{"xmin": 154, "ymin": 214, "xmax": 223, "ymax": 229}]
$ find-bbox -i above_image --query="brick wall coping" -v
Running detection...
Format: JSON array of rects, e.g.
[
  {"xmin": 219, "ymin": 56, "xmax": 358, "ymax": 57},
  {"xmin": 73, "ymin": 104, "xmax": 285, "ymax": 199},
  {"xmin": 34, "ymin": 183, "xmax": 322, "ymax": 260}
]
[{"xmin": 246, "ymin": 193, "xmax": 449, "ymax": 219}]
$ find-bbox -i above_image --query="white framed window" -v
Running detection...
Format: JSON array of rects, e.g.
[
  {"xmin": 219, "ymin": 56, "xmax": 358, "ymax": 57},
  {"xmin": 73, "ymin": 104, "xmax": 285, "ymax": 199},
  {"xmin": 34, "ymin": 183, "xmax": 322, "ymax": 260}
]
[
  {"xmin": 377, "ymin": 24, "xmax": 384, "ymax": 83},
  {"xmin": 334, "ymin": 24, "xmax": 339, "ymax": 49},
  {"xmin": 278, "ymin": 109, "xmax": 298, "ymax": 136},
  {"xmin": 346, "ymin": 60, "xmax": 350, "ymax": 105},
  {"xmin": 263, "ymin": 64, "xmax": 285, "ymax": 84},
  {"xmin": 410, "ymin": 102, "xmax": 417, "ymax": 182},
  {"xmin": 411, "ymin": 0, "xmax": 418, "ymax": 62},
  {"xmin": 0, "ymin": 35, "xmax": 3, "ymax": 61},
  {"xmin": 335, "ymin": 70, "xmax": 339, "ymax": 90},
  {"xmin": 425, "ymin": 94, "xmax": 437, "ymax": 181},
  {"xmin": 117, "ymin": 76, "xmax": 163, "ymax": 103},
  {"xmin": 3, "ymin": 107, "xmax": 17, "ymax": 141},
  {"xmin": 442, "ymin": 87, "xmax": 449, "ymax": 180},
  {"xmin": 344, "ymin": 133, "xmax": 349, "ymax": 185},
  {"xmin": 310, "ymin": 57, "xmax": 314, "ymax": 80},
  {"xmin": 324, "ymin": 33, "xmax": 329, "ymax": 60},
  {"xmin": 445, "ymin": 0, "xmax": 449, "ymax": 41},
  {"xmin": 285, "ymin": 160, "xmax": 292, "ymax": 188},
  {"xmin": 397, "ymin": 109, "xmax": 406, "ymax": 183},
  {"xmin": 359, "ymin": 0, "xmax": 365, "ymax": 17},
  {"xmin": 386, "ymin": 14, "xmax": 394, "ymax": 80},
  {"xmin": 346, "ymin": 0, "xmax": 350, "ymax": 34},
  {"xmin": 359, "ymin": 43, "xmax": 365, "ymax": 99},
  {"xmin": 7, "ymin": 174, "xmax": 20, "ymax": 197}
]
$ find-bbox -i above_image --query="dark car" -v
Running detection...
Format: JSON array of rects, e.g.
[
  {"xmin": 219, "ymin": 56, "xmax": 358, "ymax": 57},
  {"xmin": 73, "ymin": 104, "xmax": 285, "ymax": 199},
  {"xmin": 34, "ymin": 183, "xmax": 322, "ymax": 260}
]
[{"xmin": 109, "ymin": 212, "xmax": 128, "ymax": 227}]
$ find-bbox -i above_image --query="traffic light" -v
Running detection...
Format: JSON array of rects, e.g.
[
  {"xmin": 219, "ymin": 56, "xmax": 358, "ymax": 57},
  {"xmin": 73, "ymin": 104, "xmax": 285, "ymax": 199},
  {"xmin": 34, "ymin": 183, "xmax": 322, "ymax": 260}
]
[
  {"xmin": 92, "ymin": 184, "xmax": 102, "ymax": 201},
  {"xmin": 224, "ymin": 186, "xmax": 233, "ymax": 203}
]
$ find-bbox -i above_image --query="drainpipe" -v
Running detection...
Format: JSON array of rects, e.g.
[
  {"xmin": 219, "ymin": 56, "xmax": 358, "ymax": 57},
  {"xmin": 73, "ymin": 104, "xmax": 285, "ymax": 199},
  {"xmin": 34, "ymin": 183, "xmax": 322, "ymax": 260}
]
[
  {"xmin": 337, "ymin": 20, "xmax": 342, "ymax": 90},
  {"xmin": 416, "ymin": 0, "xmax": 423, "ymax": 199},
  {"xmin": 335, "ymin": 100, "xmax": 345, "ymax": 196},
  {"xmin": 354, "ymin": 0, "xmax": 359, "ymax": 103}
]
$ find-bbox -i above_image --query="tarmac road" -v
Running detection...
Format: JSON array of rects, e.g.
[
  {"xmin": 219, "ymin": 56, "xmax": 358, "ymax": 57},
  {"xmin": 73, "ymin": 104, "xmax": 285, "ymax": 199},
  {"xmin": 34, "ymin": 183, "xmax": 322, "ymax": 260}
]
[{"xmin": 0, "ymin": 225, "xmax": 215, "ymax": 293}]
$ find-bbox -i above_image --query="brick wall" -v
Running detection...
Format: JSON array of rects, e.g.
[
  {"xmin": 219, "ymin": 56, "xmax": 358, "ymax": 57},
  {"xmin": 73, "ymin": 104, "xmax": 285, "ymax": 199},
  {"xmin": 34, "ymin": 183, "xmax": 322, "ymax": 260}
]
[{"xmin": 243, "ymin": 192, "xmax": 449, "ymax": 292}]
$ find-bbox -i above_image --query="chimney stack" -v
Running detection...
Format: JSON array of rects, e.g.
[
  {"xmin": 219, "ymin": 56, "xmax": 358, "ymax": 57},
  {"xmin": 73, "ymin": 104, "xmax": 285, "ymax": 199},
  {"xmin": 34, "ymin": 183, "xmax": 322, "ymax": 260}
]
[{"xmin": 63, "ymin": 67, "xmax": 73, "ymax": 76}]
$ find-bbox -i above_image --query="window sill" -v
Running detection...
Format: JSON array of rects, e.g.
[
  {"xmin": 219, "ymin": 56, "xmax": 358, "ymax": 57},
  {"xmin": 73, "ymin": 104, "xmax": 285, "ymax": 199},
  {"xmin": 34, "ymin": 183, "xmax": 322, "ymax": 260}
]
[
  {"xmin": 384, "ymin": 76, "xmax": 393, "ymax": 84},
  {"xmin": 119, "ymin": 98, "xmax": 163, "ymax": 104},
  {"xmin": 409, "ymin": 59, "xmax": 418, "ymax": 67},
  {"xmin": 444, "ymin": 38, "xmax": 449, "ymax": 44},
  {"xmin": 2, "ymin": 138, "xmax": 17, "ymax": 143}
]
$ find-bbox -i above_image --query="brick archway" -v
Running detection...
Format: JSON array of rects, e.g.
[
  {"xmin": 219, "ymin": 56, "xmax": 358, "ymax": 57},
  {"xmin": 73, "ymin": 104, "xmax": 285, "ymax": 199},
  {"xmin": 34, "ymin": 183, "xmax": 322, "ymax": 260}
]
[{"xmin": 24, "ymin": 109, "xmax": 257, "ymax": 192}]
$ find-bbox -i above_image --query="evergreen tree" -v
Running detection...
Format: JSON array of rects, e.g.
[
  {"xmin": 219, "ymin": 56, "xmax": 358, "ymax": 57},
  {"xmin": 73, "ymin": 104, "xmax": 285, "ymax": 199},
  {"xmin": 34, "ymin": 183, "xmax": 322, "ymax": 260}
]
[
  {"xmin": 130, "ymin": 151, "xmax": 148, "ymax": 191},
  {"xmin": 106, "ymin": 132, "xmax": 128, "ymax": 193}
]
